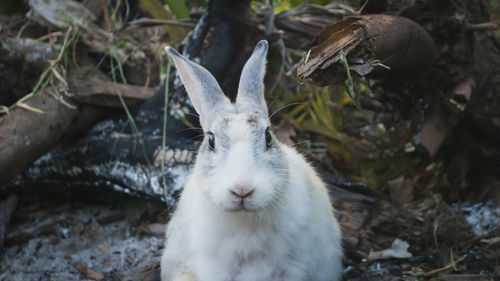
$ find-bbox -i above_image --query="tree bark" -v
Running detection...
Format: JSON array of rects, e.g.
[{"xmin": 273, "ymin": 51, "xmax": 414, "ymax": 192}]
[
  {"xmin": 297, "ymin": 14, "xmax": 437, "ymax": 85},
  {"xmin": 0, "ymin": 87, "xmax": 105, "ymax": 185}
]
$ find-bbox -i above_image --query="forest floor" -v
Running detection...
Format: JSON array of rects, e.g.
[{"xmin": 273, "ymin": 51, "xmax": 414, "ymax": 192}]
[
  {"xmin": 1, "ymin": 186, "xmax": 498, "ymax": 281},
  {"xmin": 1, "ymin": 1, "xmax": 500, "ymax": 280},
  {"xmin": 0, "ymin": 188, "xmax": 166, "ymax": 281}
]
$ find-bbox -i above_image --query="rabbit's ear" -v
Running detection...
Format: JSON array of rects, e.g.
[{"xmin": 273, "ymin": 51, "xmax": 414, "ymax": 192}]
[
  {"xmin": 165, "ymin": 47, "xmax": 231, "ymax": 126},
  {"xmin": 236, "ymin": 40, "xmax": 269, "ymax": 116}
]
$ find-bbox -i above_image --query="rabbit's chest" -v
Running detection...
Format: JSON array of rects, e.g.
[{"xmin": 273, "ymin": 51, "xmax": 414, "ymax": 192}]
[
  {"xmin": 207, "ymin": 244, "xmax": 302, "ymax": 281},
  {"xmin": 226, "ymin": 252, "xmax": 282, "ymax": 280}
]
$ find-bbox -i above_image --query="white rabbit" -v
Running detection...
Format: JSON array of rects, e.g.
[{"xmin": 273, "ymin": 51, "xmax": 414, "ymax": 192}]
[{"xmin": 161, "ymin": 40, "xmax": 342, "ymax": 281}]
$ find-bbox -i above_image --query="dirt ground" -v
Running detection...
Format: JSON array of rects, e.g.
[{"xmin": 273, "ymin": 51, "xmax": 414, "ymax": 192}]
[{"xmin": 1, "ymin": 186, "xmax": 498, "ymax": 281}]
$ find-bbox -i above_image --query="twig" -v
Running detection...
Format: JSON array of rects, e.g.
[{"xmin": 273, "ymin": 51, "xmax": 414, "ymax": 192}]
[
  {"xmin": 16, "ymin": 20, "xmax": 30, "ymax": 38},
  {"xmin": 467, "ymin": 22, "xmax": 500, "ymax": 31},
  {"xmin": 433, "ymin": 215, "xmax": 440, "ymax": 248},
  {"xmin": 101, "ymin": 0, "xmax": 112, "ymax": 31},
  {"xmin": 125, "ymin": 18, "xmax": 197, "ymax": 29},
  {"xmin": 356, "ymin": 0, "xmax": 370, "ymax": 15},
  {"xmin": 285, "ymin": 56, "xmax": 304, "ymax": 76},
  {"xmin": 335, "ymin": 3, "xmax": 356, "ymax": 15},
  {"xmin": 304, "ymin": 49, "xmax": 311, "ymax": 65},
  {"xmin": 370, "ymin": 59, "xmax": 391, "ymax": 70},
  {"xmin": 111, "ymin": 0, "xmax": 122, "ymax": 24},
  {"xmin": 36, "ymin": 31, "xmax": 63, "ymax": 42},
  {"xmin": 422, "ymin": 254, "xmax": 466, "ymax": 277}
]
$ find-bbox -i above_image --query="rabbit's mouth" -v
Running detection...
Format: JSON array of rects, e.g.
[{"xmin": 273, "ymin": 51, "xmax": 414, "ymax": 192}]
[{"xmin": 226, "ymin": 199, "xmax": 260, "ymax": 212}]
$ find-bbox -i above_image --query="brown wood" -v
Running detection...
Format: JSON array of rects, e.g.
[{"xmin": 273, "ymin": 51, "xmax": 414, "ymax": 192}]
[
  {"xmin": 0, "ymin": 87, "xmax": 105, "ymax": 185},
  {"xmin": 297, "ymin": 14, "xmax": 437, "ymax": 85},
  {"xmin": 69, "ymin": 79, "xmax": 158, "ymax": 108}
]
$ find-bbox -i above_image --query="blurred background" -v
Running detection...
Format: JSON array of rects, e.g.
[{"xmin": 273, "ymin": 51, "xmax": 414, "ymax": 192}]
[{"xmin": 0, "ymin": 0, "xmax": 499, "ymax": 280}]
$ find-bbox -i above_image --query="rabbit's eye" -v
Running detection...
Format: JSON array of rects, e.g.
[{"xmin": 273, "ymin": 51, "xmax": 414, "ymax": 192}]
[
  {"xmin": 265, "ymin": 127, "xmax": 272, "ymax": 149},
  {"xmin": 207, "ymin": 132, "xmax": 215, "ymax": 151}
]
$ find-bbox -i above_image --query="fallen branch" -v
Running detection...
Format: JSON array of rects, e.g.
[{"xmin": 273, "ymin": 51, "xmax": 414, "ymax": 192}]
[
  {"xmin": 422, "ymin": 254, "xmax": 466, "ymax": 277},
  {"xmin": 69, "ymin": 79, "xmax": 158, "ymax": 107},
  {"xmin": 467, "ymin": 22, "xmax": 500, "ymax": 31},
  {"xmin": 124, "ymin": 18, "xmax": 196, "ymax": 29}
]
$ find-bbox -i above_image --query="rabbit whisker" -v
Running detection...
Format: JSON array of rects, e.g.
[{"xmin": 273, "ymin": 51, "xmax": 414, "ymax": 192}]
[{"xmin": 269, "ymin": 101, "xmax": 306, "ymax": 120}]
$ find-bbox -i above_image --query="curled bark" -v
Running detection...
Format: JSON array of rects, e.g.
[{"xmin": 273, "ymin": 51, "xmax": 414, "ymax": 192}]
[{"xmin": 298, "ymin": 14, "xmax": 438, "ymax": 85}]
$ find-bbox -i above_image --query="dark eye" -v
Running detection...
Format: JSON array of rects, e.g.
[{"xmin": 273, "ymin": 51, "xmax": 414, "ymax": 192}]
[
  {"xmin": 207, "ymin": 132, "xmax": 215, "ymax": 151},
  {"xmin": 265, "ymin": 127, "xmax": 272, "ymax": 149}
]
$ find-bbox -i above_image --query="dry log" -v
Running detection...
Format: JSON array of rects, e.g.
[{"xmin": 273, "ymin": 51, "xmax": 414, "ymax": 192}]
[
  {"xmin": 69, "ymin": 79, "xmax": 158, "ymax": 108},
  {"xmin": 0, "ymin": 87, "xmax": 105, "ymax": 185},
  {"xmin": 297, "ymin": 14, "xmax": 437, "ymax": 85},
  {"xmin": 0, "ymin": 71, "xmax": 160, "ymax": 186}
]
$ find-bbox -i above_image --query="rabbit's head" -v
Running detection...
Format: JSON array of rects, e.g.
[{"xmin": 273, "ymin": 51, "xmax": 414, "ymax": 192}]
[{"xmin": 166, "ymin": 41, "xmax": 288, "ymax": 212}]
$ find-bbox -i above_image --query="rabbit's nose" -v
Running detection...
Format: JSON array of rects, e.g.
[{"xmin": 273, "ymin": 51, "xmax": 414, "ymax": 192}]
[{"xmin": 230, "ymin": 186, "xmax": 254, "ymax": 199}]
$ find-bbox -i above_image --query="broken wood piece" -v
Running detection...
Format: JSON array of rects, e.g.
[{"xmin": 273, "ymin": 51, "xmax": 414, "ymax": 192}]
[
  {"xmin": 467, "ymin": 22, "xmax": 500, "ymax": 31},
  {"xmin": 437, "ymin": 273, "xmax": 495, "ymax": 281},
  {"xmin": 69, "ymin": 79, "xmax": 158, "ymax": 108},
  {"xmin": 417, "ymin": 110, "xmax": 450, "ymax": 157},
  {"xmin": 125, "ymin": 18, "xmax": 197, "ymax": 29},
  {"xmin": 298, "ymin": 14, "xmax": 437, "ymax": 85},
  {"xmin": 449, "ymin": 78, "xmax": 475, "ymax": 112}
]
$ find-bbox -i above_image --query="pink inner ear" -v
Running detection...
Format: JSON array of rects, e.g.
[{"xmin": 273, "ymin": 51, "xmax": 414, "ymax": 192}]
[{"xmin": 176, "ymin": 63, "xmax": 202, "ymax": 115}]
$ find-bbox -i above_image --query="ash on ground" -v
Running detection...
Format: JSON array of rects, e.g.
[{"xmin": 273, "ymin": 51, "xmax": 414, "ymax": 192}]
[{"xmin": 0, "ymin": 188, "xmax": 167, "ymax": 281}]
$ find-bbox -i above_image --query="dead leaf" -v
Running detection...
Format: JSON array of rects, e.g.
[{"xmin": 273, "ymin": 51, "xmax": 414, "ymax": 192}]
[
  {"xmin": 368, "ymin": 239, "xmax": 413, "ymax": 261},
  {"xmin": 98, "ymin": 243, "xmax": 109, "ymax": 253},
  {"xmin": 73, "ymin": 261, "xmax": 105, "ymax": 281}
]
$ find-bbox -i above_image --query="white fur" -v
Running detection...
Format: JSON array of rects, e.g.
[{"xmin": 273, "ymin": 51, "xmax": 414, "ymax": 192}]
[{"xmin": 162, "ymin": 41, "xmax": 342, "ymax": 281}]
